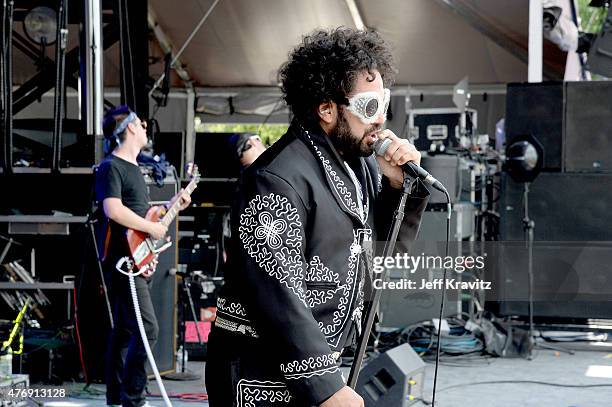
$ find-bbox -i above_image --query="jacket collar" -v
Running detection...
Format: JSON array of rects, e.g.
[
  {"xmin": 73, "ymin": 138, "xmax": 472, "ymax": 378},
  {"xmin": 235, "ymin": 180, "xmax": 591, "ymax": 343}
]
[{"xmin": 292, "ymin": 121, "xmax": 371, "ymax": 225}]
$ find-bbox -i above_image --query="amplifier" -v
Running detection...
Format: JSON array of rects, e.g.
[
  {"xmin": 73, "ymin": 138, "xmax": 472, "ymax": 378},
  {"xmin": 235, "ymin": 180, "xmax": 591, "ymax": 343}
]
[
  {"xmin": 564, "ymin": 81, "xmax": 612, "ymax": 173},
  {"xmin": 408, "ymin": 108, "xmax": 476, "ymax": 152},
  {"xmin": 143, "ymin": 167, "xmax": 178, "ymax": 203},
  {"xmin": 505, "ymin": 81, "xmax": 612, "ymax": 173},
  {"xmin": 500, "ymin": 172, "xmax": 612, "ymax": 241},
  {"xmin": 418, "ymin": 203, "xmax": 475, "ymax": 241},
  {"xmin": 145, "ymin": 170, "xmax": 178, "ymax": 375},
  {"xmin": 420, "ymin": 154, "xmax": 460, "ymax": 204},
  {"xmin": 488, "ymin": 241, "xmax": 612, "ymax": 320},
  {"xmin": 490, "ymin": 172, "xmax": 612, "ymax": 320},
  {"xmin": 379, "ymin": 204, "xmax": 475, "ymax": 330}
]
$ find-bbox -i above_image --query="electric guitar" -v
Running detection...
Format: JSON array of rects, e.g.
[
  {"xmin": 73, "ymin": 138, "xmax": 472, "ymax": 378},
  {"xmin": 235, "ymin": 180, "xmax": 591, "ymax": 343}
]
[{"xmin": 117, "ymin": 163, "xmax": 200, "ymax": 277}]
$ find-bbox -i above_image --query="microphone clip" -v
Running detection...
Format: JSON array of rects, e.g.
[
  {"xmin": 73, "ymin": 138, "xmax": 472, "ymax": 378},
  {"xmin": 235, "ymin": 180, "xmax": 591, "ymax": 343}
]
[{"xmin": 401, "ymin": 173, "xmax": 419, "ymax": 195}]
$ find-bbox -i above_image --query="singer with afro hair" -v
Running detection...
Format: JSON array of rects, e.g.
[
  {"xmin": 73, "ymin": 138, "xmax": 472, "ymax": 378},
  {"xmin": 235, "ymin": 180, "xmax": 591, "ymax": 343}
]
[{"xmin": 206, "ymin": 27, "xmax": 429, "ymax": 407}]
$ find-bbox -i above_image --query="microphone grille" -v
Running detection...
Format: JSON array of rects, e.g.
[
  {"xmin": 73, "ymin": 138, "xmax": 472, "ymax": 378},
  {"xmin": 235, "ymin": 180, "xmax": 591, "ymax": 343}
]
[{"xmin": 373, "ymin": 138, "xmax": 392, "ymax": 156}]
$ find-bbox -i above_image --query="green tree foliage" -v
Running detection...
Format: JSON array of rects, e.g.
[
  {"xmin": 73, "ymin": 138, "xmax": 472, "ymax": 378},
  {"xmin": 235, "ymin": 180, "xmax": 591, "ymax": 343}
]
[
  {"xmin": 578, "ymin": 0, "xmax": 608, "ymax": 33},
  {"xmin": 194, "ymin": 118, "xmax": 288, "ymax": 146}
]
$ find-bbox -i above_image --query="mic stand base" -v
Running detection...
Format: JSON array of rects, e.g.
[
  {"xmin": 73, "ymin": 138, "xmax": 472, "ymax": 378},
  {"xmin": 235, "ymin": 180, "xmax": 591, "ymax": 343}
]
[{"xmin": 522, "ymin": 183, "xmax": 573, "ymax": 359}]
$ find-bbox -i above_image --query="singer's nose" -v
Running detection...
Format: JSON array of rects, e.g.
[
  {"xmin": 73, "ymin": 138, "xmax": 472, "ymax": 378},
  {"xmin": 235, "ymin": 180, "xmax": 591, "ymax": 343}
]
[{"xmin": 374, "ymin": 111, "xmax": 386, "ymax": 126}]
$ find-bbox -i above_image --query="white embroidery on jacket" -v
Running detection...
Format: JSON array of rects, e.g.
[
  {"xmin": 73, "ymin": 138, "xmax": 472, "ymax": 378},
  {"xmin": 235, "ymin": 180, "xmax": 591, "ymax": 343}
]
[
  {"xmin": 240, "ymin": 193, "xmax": 308, "ymax": 307},
  {"xmin": 217, "ymin": 296, "xmax": 248, "ymax": 318},
  {"xmin": 316, "ymin": 232, "xmax": 360, "ymax": 348},
  {"xmin": 304, "ymin": 131, "xmax": 363, "ymax": 222},
  {"xmin": 215, "ymin": 296, "xmax": 259, "ymax": 337},
  {"xmin": 305, "ymin": 256, "xmax": 341, "ymax": 307},
  {"xmin": 344, "ymin": 161, "xmax": 369, "ymax": 223},
  {"xmin": 254, "ymin": 211, "xmax": 287, "ymax": 249},
  {"xmin": 236, "ymin": 380, "xmax": 292, "ymax": 407},
  {"xmin": 280, "ymin": 353, "xmax": 339, "ymax": 380},
  {"xmin": 214, "ymin": 316, "xmax": 259, "ymax": 338},
  {"xmin": 306, "ymin": 256, "xmax": 340, "ymax": 283}
]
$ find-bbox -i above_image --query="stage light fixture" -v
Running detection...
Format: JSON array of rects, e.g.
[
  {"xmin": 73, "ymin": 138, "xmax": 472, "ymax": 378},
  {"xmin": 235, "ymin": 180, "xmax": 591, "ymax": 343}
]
[
  {"xmin": 23, "ymin": 6, "xmax": 57, "ymax": 46},
  {"xmin": 505, "ymin": 135, "xmax": 544, "ymax": 183},
  {"xmin": 452, "ymin": 76, "xmax": 470, "ymax": 113}
]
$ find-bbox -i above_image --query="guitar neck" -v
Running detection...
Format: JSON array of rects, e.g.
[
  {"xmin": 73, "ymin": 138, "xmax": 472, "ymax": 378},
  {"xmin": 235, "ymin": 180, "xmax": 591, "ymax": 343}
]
[{"xmin": 160, "ymin": 179, "xmax": 197, "ymax": 227}]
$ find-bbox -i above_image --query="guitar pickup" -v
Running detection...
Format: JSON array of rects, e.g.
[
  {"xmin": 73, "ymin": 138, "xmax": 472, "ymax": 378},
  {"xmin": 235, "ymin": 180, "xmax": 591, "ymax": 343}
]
[{"xmin": 154, "ymin": 240, "xmax": 173, "ymax": 254}]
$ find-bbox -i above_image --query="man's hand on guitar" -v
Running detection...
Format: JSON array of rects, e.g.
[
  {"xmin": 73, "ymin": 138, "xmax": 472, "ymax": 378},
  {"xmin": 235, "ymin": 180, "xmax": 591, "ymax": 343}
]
[
  {"xmin": 141, "ymin": 255, "xmax": 159, "ymax": 278},
  {"xmin": 147, "ymin": 222, "xmax": 167, "ymax": 240},
  {"xmin": 170, "ymin": 188, "xmax": 192, "ymax": 211}
]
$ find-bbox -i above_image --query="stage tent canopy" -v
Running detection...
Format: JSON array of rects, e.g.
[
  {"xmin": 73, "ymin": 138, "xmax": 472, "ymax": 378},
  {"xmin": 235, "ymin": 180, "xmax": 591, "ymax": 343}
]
[{"xmin": 10, "ymin": 0, "xmax": 569, "ymax": 89}]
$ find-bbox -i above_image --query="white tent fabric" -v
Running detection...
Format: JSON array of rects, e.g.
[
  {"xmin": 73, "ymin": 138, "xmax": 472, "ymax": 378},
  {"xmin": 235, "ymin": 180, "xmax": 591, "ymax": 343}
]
[
  {"xmin": 11, "ymin": 0, "xmax": 568, "ymax": 88},
  {"xmin": 144, "ymin": 0, "xmax": 567, "ymax": 87}
]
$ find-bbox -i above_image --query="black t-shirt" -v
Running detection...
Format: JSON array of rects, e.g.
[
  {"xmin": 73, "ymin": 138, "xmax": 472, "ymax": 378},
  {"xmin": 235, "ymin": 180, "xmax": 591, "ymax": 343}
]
[{"xmin": 95, "ymin": 154, "xmax": 150, "ymax": 260}]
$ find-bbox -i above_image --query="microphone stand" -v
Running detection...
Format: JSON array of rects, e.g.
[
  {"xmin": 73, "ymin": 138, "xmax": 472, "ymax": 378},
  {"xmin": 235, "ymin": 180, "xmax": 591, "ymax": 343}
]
[
  {"xmin": 164, "ymin": 274, "xmax": 202, "ymax": 380},
  {"xmin": 348, "ymin": 175, "xmax": 415, "ymax": 388},
  {"xmin": 522, "ymin": 182, "xmax": 572, "ymax": 358}
]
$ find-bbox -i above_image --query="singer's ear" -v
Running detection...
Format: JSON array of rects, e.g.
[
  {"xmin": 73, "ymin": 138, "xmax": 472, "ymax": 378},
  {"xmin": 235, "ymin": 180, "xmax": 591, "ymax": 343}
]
[{"xmin": 317, "ymin": 101, "xmax": 336, "ymax": 124}]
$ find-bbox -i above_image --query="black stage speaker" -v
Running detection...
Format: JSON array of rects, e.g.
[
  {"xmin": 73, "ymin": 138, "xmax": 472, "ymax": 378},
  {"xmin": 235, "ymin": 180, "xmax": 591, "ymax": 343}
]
[
  {"xmin": 145, "ymin": 171, "xmax": 178, "ymax": 375},
  {"xmin": 490, "ymin": 173, "xmax": 612, "ymax": 320},
  {"xmin": 356, "ymin": 344, "xmax": 426, "ymax": 406},
  {"xmin": 564, "ymin": 81, "xmax": 612, "ymax": 173},
  {"xmin": 505, "ymin": 82, "xmax": 563, "ymax": 171},
  {"xmin": 500, "ymin": 172, "xmax": 612, "ymax": 241},
  {"xmin": 488, "ymin": 241, "xmax": 612, "ymax": 320}
]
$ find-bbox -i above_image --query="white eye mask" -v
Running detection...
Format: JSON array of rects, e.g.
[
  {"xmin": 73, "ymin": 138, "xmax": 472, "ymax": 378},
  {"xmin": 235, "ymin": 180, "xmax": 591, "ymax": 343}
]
[{"xmin": 345, "ymin": 88, "xmax": 390, "ymax": 124}]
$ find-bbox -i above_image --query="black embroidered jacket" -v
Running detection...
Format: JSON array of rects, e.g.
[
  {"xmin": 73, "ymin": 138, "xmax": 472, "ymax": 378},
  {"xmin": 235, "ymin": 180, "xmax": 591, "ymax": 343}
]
[{"xmin": 210, "ymin": 122, "xmax": 429, "ymax": 405}]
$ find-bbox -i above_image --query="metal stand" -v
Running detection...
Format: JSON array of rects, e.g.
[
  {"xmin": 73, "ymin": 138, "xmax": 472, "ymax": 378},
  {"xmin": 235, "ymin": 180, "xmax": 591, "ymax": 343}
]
[
  {"xmin": 1, "ymin": 1, "xmax": 14, "ymax": 173},
  {"xmin": 86, "ymin": 216, "xmax": 114, "ymax": 329},
  {"xmin": 163, "ymin": 275, "xmax": 202, "ymax": 381},
  {"xmin": 348, "ymin": 176, "xmax": 415, "ymax": 388},
  {"xmin": 523, "ymin": 183, "xmax": 573, "ymax": 358},
  {"xmin": 51, "ymin": 0, "xmax": 68, "ymax": 171}
]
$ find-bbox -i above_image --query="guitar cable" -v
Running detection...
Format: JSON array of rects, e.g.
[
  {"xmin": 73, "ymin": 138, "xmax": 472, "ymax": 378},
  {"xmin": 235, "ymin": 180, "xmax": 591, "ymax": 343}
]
[{"xmin": 127, "ymin": 272, "xmax": 173, "ymax": 407}]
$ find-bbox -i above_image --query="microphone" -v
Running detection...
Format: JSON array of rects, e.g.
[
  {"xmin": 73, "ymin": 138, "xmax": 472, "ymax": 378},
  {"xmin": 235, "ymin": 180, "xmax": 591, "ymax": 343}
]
[{"xmin": 373, "ymin": 138, "xmax": 448, "ymax": 194}]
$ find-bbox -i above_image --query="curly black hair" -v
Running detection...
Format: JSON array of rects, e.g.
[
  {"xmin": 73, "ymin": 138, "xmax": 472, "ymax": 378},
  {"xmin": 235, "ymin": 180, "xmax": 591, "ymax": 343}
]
[{"xmin": 278, "ymin": 27, "xmax": 396, "ymax": 127}]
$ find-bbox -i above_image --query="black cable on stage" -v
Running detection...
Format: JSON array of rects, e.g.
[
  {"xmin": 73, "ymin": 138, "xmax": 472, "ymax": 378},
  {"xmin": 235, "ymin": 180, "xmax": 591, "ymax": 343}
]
[{"xmin": 430, "ymin": 190, "xmax": 452, "ymax": 407}]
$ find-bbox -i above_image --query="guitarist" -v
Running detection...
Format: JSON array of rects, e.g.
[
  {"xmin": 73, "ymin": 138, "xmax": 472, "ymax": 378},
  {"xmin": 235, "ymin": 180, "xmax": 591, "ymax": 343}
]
[{"xmin": 95, "ymin": 105, "xmax": 190, "ymax": 407}]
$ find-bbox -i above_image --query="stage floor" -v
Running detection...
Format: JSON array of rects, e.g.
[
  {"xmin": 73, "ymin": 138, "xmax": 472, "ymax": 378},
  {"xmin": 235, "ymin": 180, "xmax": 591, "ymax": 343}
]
[{"xmin": 33, "ymin": 347, "xmax": 612, "ymax": 406}]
